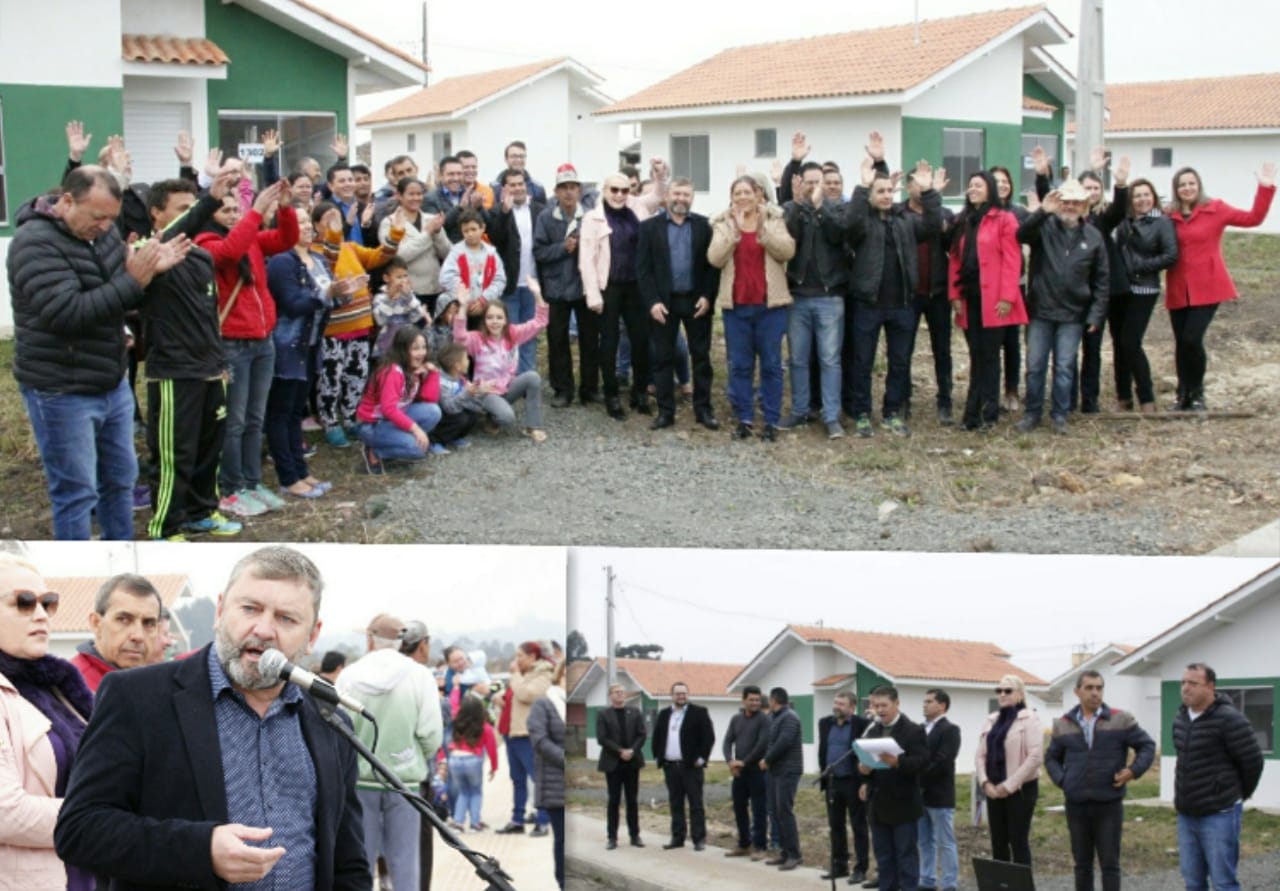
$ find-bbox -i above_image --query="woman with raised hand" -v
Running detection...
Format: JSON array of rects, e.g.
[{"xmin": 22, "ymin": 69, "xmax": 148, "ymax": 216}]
[
  {"xmin": 989, "ymin": 165, "xmax": 1029, "ymax": 414},
  {"xmin": 1164, "ymin": 162, "xmax": 1275, "ymax": 410},
  {"xmin": 975, "ymin": 674, "xmax": 1043, "ymax": 867},
  {"xmin": 382, "ymin": 176, "xmax": 451, "ymax": 314}
]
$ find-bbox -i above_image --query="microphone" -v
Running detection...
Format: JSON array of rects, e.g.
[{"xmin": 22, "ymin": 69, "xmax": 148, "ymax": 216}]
[{"xmin": 259, "ymin": 648, "xmax": 374, "ymax": 720}]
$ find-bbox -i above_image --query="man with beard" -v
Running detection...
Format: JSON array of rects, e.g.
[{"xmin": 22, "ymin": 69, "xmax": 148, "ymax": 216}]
[{"xmin": 55, "ymin": 546, "xmax": 370, "ymax": 891}]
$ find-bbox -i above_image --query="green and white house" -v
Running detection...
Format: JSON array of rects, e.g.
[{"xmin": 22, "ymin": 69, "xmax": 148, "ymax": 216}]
[
  {"xmin": 0, "ymin": 0, "xmax": 426, "ymax": 334},
  {"xmin": 1114, "ymin": 562, "xmax": 1280, "ymax": 810},
  {"xmin": 595, "ymin": 4, "xmax": 1073, "ymax": 207}
]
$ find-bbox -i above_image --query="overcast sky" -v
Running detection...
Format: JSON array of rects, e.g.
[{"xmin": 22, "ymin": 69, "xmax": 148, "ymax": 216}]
[
  {"xmin": 566, "ymin": 549, "xmax": 1278, "ymax": 682},
  {"xmin": 312, "ymin": 0, "xmax": 1279, "ymax": 129}
]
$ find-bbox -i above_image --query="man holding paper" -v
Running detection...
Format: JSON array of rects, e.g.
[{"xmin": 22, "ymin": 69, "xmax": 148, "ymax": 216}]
[{"xmin": 858, "ymin": 685, "xmax": 928, "ymax": 891}]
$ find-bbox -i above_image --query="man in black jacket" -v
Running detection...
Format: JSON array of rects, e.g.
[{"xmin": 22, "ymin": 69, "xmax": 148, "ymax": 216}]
[
  {"xmin": 488, "ymin": 167, "xmax": 547, "ymax": 375},
  {"xmin": 637, "ymin": 176, "xmax": 720, "ymax": 431},
  {"xmin": 8, "ymin": 166, "xmax": 187, "ymax": 540},
  {"xmin": 919, "ymin": 689, "xmax": 961, "ymax": 891},
  {"xmin": 901, "ymin": 182, "xmax": 956, "ymax": 426},
  {"xmin": 651, "ymin": 682, "xmax": 716, "ymax": 850},
  {"xmin": 723, "ymin": 686, "xmax": 771, "ymax": 858},
  {"xmin": 55, "ymin": 546, "xmax": 370, "ymax": 891},
  {"xmin": 845, "ymin": 138, "xmax": 945, "ymax": 438},
  {"xmin": 763, "ymin": 687, "xmax": 805, "ymax": 870},
  {"xmin": 1046, "ymin": 671, "xmax": 1155, "ymax": 891},
  {"xmin": 858, "ymin": 685, "xmax": 928, "ymax": 891},
  {"xmin": 819, "ymin": 691, "xmax": 871, "ymax": 883},
  {"xmin": 1173, "ymin": 662, "xmax": 1263, "ymax": 891},
  {"xmin": 596, "ymin": 683, "xmax": 648, "ymax": 849}
]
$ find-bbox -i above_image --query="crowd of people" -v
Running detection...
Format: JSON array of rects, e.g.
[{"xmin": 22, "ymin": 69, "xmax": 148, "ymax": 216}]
[
  {"xmin": 8, "ymin": 124, "xmax": 1274, "ymax": 539},
  {"xmin": 0, "ymin": 547, "xmax": 568, "ymax": 890},
  {"xmin": 597, "ymin": 671, "xmax": 1263, "ymax": 891}
]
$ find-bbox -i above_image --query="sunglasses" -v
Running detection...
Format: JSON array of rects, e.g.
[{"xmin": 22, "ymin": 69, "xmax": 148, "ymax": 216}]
[
  {"xmin": 10, "ymin": 590, "xmax": 60, "ymax": 616},
  {"xmin": 607, "ymin": 186, "xmax": 630, "ymax": 195},
  {"xmin": 994, "ymin": 687, "xmax": 1016, "ymax": 695}
]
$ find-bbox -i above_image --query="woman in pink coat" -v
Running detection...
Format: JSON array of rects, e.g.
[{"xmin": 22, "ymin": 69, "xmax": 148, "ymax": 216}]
[
  {"xmin": 1164, "ymin": 163, "xmax": 1275, "ymax": 410},
  {"xmin": 975, "ymin": 673, "xmax": 1043, "ymax": 867}
]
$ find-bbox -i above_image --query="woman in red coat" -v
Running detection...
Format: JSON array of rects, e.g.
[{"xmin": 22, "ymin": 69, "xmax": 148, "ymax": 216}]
[
  {"xmin": 1164, "ymin": 163, "xmax": 1275, "ymax": 410},
  {"xmin": 948, "ymin": 170, "xmax": 1028, "ymax": 430}
]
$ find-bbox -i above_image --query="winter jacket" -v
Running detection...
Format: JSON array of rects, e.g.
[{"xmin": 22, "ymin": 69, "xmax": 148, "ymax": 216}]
[
  {"xmin": 452, "ymin": 300, "xmax": 548, "ymax": 394},
  {"xmin": 1115, "ymin": 212, "xmax": 1178, "ymax": 294},
  {"xmin": 488, "ymin": 199, "xmax": 547, "ymax": 296},
  {"xmin": 193, "ymin": 205, "xmax": 298, "ymax": 340},
  {"xmin": 783, "ymin": 197, "xmax": 851, "ymax": 295},
  {"xmin": 846, "ymin": 185, "xmax": 942, "ymax": 306},
  {"xmin": 68, "ymin": 646, "xmax": 115, "ymax": 693},
  {"xmin": 1034, "ymin": 174, "xmax": 1130, "ymax": 297},
  {"xmin": 578, "ymin": 191, "xmax": 663, "ymax": 309},
  {"xmin": 336, "ymin": 648, "xmax": 442, "ymax": 789},
  {"xmin": 316, "ymin": 227, "xmax": 404, "ymax": 339},
  {"xmin": 707, "ymin": 205, "xmax": 796, "ymax": 311},
  {"xmin": 903, "ymin": 200, "xmax": 956, "ymax": 300},
  {"xmin": 439, "ymin": 241, "xmax": 505, "ymax": 311},
  {"xmin": 355, "ymin": 364, "xmax": 441, "ymax": 431},
  {"xmin": 1172, "ymin": 693, "xmax": 1264, "ymax": 816},
  {"xmin": 863, "ymin": 714, "xmax": 929, "ymax": 825},
  {"xmin": 1017, "ymin": 210, "xmax": 1110, "ymax": 327},
  {"xmin": 7, "ymin": 197, "xmax": 145, "ymax": 395},
  {"xmin": 383, "ymin": 213, "xmax": 451, "ymax": 296},
  {"xmin": 0, "ymin": 671, "xmax": 65, "ymax": 891},
  {"xmin": 266, "ymin": 250, "xmax": 329, "ymax": 381},
  {"xmin": 763, "ymin": 705, "xmax": 804, "ymax": 777},
  {"xmin": 1045, "ymin": 703, "xmax": 1155, "ymax": 804},
  {"xmin": 947, "ymin": 209, "xmax": 1029, "ymax": 329},
  {"xmin": 532, "ymin": 203, "xmax": 586, "ymax": 302},
  {"xmin": 527, "ymin": 694, "xmax": 565, "ymax": 809},
  {"xmin": 1165, "ymin": 185, "xmax": 1275, "ymax": 310},
  {"xmin": 976, "ymin": 707, "xmax": 1043, "ymax": 795},
  {"xmin": 507, "ymin": 660, "xmax": 554, "ymax": 737}
]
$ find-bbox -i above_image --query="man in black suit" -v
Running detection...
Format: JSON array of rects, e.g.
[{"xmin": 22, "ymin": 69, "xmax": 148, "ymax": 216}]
[
  {"xmin": 651, "ymin": 681, "xmax": 716, "ymax": 850},
  {"xmin": 596, "ymin": 682, "xmax": 648, "ymax": 849},
  {"xmin": 487, "ymin": 166, "xmax": 548, "ymax": 375},
  {"xmin": 819, "ymin": 690, "xmax": 871, "ymax": 883},
  {"xmin": 919, "ymin": 689, "xmax": 961, "ymax": 891},
  {"xmin": 55, "ymin": 546, "xmax": 369, "ymax": 891},
  {"xmin": 858, "ymin": 685, "xmax": 928, "ymax": 891},
  {"xmin": 636, "ymin": 176, "xmax": 721, "ymax": 430}
]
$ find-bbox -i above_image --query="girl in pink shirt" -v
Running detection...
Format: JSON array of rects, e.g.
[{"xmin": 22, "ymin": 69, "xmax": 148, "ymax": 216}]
[
  {"xmin": 353, "ymin": 326, "xmax": 441, "ymax": 472},
  {"xmin": 447, "ymin": 696, "xmax": 499, "ymax": 831}
]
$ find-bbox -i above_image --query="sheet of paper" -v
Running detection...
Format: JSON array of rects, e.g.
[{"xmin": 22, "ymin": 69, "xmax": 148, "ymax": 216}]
[{"xmin": 852, "ymin": 737, "xmax": 904, "ymax": 769}]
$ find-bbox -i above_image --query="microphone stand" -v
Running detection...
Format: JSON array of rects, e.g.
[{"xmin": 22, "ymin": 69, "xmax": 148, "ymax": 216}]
[
  {"xmin": 317, "ymin": 703, "xmax": 518, "ymax": 891},
  {"xmin": 813, "ymin": 744, "xmax": 861, "ymax": 891}
]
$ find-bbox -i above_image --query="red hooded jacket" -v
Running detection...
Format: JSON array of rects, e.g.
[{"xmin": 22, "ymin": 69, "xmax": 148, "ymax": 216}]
[{"xmin": 194, "ymin": 204, "xmax": 299, "ymax": 339}]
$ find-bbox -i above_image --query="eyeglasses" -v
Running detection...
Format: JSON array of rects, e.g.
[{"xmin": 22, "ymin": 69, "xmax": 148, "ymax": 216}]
[
  {"xmin": 9, "ymin": 590, "xmax": 60, "ymax": 616},
  {"xmin": 607, "ymin": 187, "xmax": 630, "ymax": 195},
  {"xmin": 994, "ymin": 687, "xmax": 1015, "ymax": 695}
]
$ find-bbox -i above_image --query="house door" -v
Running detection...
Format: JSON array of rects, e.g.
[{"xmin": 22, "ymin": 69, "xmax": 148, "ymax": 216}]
[{"xmin": 124, "ymin": 101, "xmax": 191, "ymax": 185}]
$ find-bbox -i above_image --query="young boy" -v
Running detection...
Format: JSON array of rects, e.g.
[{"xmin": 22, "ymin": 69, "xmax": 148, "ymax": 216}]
[
  {"xmin": 372, "ymin": 256, "xmax": 428, "ymax": 357},
  {"xmin": 438, "ymin": 209, "xmax": 506, "ymax": 324},
  {"xmin": 426, "ymin": 295, "xmax": 460, "ymax": 360},
  {"xmin": 432, "ymin": 342, "xmax": 486, "ymax": 452}
]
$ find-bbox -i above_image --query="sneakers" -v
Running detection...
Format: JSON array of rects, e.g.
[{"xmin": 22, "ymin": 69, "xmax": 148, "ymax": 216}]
[
  {"xmin": 494, "ymin": 822, "xmax": 525, "ymax": 835},
  {"xmin": 777, "ymin": 414, "xmax": 810, "ymax": 430},
  {"xmin": 219, "ymin": 491, "xmax": 268, "ymax": 517},
  {"xmin": 361, "ymin": 444, "xmax": 384, "ymax": 475},
  {"xmin": 428, "ymin": 443, "xmax": 451, "ymax": 455},
  {"xmin": 854, "ymin": 414, "xmax": 873, "ymax": 438},
  {"xmin": 826, "ymin": 421, "xmax": 845, "ymax": 440},
  {"xmin": 1014, "ymin": 416, "xmax": 1040, "ymax": 433},
  {"xmin": 252, "ymin": 484, "xmax": 286, "ymax": 511},
  {"xmin": 132, "ymin": 484, "xmax": 151, "ymax": 512},
  {"xmin": 301, "ymin": 415, "xmax": 322, "ymax": 432},
  {"xmin": 183, "ymin": 511, "xmax": 243, "ymax": 536},
  {"xmin": 882, "ymin": 415, "xmax": 910, "ymax": 437},
  {"xmin": 324, "ymin": 426, "xmax": 351, "ymax": 448},
  {"xmin": 451, "ymin": 438, "xmax": 473, "ymax": 449},
  {"xmin": 1051, "ymin": 416, "xmax": 1069, "ymax": 435}
]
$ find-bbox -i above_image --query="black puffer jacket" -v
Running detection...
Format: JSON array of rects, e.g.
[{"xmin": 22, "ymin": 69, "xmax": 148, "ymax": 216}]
[
  {"xmin": 764, "ymin": 705, "xmax": 804, "ymax": 777},
  {"xmin": 1173, "ymin": 693, "xmax": 1264, "ymax": 816},
  {"xmin": 846, "ymin": 185, "xmax": 941, "ymax": 306},
  {"xmin": 783, "ymin": 197, "xmax": 850, "ymax": 295},
  {"xmin": 1046, "ymin": 704, "xmax": 1155, "ymax": 803},
  {"xmin": 8, "ymin": 197, "xmax": 146, "ymax": 394},
  {"xmin": 1017, "ymin": 209, "xmax": 1110, "ymax": 327},
  {"xmin": 1115, "ymin": 212, "xmax": 1178, "ymax": 294}
]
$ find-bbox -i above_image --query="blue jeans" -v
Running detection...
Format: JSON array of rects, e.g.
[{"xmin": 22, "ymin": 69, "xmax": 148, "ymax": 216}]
[
  {"xmin": 222, "ymin": 337, "xmax": 275, "ymax": 492},
  {"xmin": 358, "ymin": 788, "xmax": 421, "ymax": 891},
  {"xmin": 21, "ymin": 376, "xmax": 137, "ymax": 540},
  {"xmin": 723, "ymin": 303, "xmax": 788, "ymax": 426},
  {"xmin": 504, "ymin": 286, "xmax": 538, "ymax": 375},
  {"xmin": 918, "ymin": 806, "xmax": 958, "ymax": 889},
  {"xmin": 449, "ymin": 750, "xmax": 485, "ymax": 826},
  {"xmin": 849, "ymin": 303, "xmax": 916, "ymax": 418},
  {"xmin": 1177, "ymin": 803, "xmax": 1242, "ymax": 891},
  {"xmin": 506, "ymin": 736, "xmax": 548, "ymax": 826},
  {"xmin": 872, "ymin": 818, "xmax": 920, "ymax": 891},
  {"xmin": 788, "ymin": 296, "xmax": 844, "ymax": 422},
  {"xmin": 355, "ymin": 402, "xmax": 441, "ymax": 461},
  {"xmin": 1024, "ymin": 319, "xmax": 1084, "ymax": 422}
]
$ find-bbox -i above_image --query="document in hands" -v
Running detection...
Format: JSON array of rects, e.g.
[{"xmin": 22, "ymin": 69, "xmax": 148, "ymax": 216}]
[{"xmin": 852, "ymin": 737, "xmax": 904, "ymax": 770}]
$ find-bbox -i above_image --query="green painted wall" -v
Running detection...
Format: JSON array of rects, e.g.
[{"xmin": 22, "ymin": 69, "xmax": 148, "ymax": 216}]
[
  {"xmin": 901, "ymin": 115, "xmax": 1023, "ymax": 182},
  {"xmin": 1022, "ymin": 75, "xmax": 1066, "ymax": 163},
  {"xmin": 204, "ymin": 0, "xmax": 348, "ymax": 137},
  {"xmin": 0, "ymin": 85, "xmax": 122, "ymax": 235},
  {"xmin": 792, "ymin": 694, "xmax": 815, "ymax": 744},
  {"xmin": 856, "ymin": 663, "xmax": 891, "ymax": 704},
  {"xmin": 1161, "ymin": 676, "xmax": 1278, "ymax": 758}
]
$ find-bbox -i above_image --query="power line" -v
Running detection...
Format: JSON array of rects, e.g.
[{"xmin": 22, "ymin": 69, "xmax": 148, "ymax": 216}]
[
  {"xmin": 613, "ymin": 584, "xmax": 655, "ymax": 643},
  {"xmin": 619, "ymin": 580, "xmax": 794, "ymax": 625}
]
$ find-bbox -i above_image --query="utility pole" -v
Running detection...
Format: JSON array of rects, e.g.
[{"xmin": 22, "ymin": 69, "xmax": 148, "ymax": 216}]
[
  {"xmin": 420, "ymin": 2, "xmax": 429, "ymax": 84},
  {"xmin": 1075, "ymin": 0, "xmax": 1105, "ymax": 177},
  {"xmin": 605, "ymin": 566, "xmax": 616, "ymax": 687}
]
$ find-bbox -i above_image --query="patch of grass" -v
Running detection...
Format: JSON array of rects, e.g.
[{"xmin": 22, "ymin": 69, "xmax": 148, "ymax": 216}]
[{"xmin": 839, "ymin": 447, "xmax": 907, "ymax": 472}]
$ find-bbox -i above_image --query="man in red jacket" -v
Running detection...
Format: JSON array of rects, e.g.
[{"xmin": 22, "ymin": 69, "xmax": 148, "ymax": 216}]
[{"xmin": 70, "ymin": 573, "xmax": 162, "ymax": 692}]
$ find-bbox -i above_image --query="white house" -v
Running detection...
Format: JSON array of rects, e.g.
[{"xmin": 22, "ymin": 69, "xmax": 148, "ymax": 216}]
[
  {"xmin": 45, "ymin": 572, "xmax": 194, "ymax": 660},
  {"xmin": 1067, "ymin": 72, "xmax": 1280, "ymax": 234},
  {"xmin": 594, "ymin": 4, "xmax": 1074, "ymax": 207},
  {"xmin": 1040, "ymin": 644, "xmax": 1162, "ymax": 746},
  {"xmin": 1113, "ymin": 562, "xmax": 1280, "ymax": 810},
  {"xmin": 359, "ymin": 57, "xmax": 620, "ymax": 193},
  {"xmin": 0, "ymin": 0, "xmax": 428, "ymax": 335},
  {"xmin": 728, "ymin": 624, "xmax": 1049, "ymax": 775}
]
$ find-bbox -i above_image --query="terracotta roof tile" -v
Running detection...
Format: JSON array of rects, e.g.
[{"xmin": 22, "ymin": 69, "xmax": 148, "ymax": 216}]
[
  {"xmin": 600, "ymin": 5, "xmax": 1052, "ymax": 115},
  {"xmin": 288, "ymin": 0, "xmax": 429, "ymax": 72},
  {"xmin": 789, "ymin": 624, "xmax": 1046, "ymax": 685},
  {"xmin": 584, "ymin": 657, "xmax": 742, "ymax": 698},
  {"xmin": 1023, "ymin": 95, "xmax": 1057, "ymax": 112},
  {"xmin": 1101, "ymin": 73, "xmax": 1280, "ymax": 131},
  {"xmin": 360, "ymin": 58, "xmax": 570, "ymax": 125},
  {"xmin": 122, "ymin": 35, "xmax": 229, "ymax": 66},
  {"xmin": 813, "ymin": 672, "xmax": 856, "ymax": 688},
  {"xmin": 46, "ymin": 574, "xmax": 191, "ymax": 635},
  {"xmin": 566, "ymin": 659, "xmax": 593, "ymax": 697}
]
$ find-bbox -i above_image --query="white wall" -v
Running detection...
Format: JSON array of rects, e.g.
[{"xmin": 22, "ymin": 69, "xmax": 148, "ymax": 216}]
[
  {"xmin": 904, "ymin": 37, "xmax": 1025, "ymax": 125},
  {"xmin": 120, "ymin": 0, "xmax": 204, "ymax": 36},
  {"xmin": 0, "ymin": 237, "xmax": 11, "ymax": 336},
  {"xmin": 1068, "ymin": 132, "xmax": 1280, "ymax": 234},
  {"xmin": 122, "ymin": 76, "xmax": 207, "ymax": 183},
  {"xmin": 0, "ymin": 1, "xmax": 122, "ymax": 87},
  {"xmin": 568, "ymin": 89, "xmax": 625, "ymax": 189},
  {"xmin": 371, "ymin": 121, "xmax": 470, "ymax": 183}
]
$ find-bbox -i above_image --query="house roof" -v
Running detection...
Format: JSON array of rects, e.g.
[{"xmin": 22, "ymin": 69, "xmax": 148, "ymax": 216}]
[
  {"xmin": 360, "ymin": 57, "xmax": 598, "ymax": 126},
  {"xmin": 1099, "ymin": 73, "xmax": 1280, "ymax": 132},
  {"xmin": 565, "ymin": 659, "xmax": 593, "ymax": 699},
  {"xmin": 123, "ymin": 35, "xmax": 229, "ymax": 66},
  {"xmin": 1023, "ymin": 95, "xmax": 1057, "ymax": 112},
  {"xmin": 599, "ymin": 4, "xmax": 1065, "ymax": 116},
  {"xmin": 45, "ymin": 574, "xmax": 192, "ymax": 635},
  {"xmin": 813, "ymin": 672, "xmax": 856, "ymax": 688},
  {"xmin": 786, "ymin": 624, "xmax": 1047, "ymax": 685},
  {"xmin": 280, "ymin": 0, "xmax": 428, "ymax": 73},
  {"xmin": 1043, "ymin": 643, "xmax": 1135, "ymax": 692},
  {"xmin": 571, "ymin": 657, "xmax": 743, "ymax": 700}
]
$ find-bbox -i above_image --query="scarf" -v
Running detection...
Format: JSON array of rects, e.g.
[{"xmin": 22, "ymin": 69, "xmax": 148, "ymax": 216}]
[
  {"xmin": 0, "ymin": 651, "xmax": 94, "ymax": 794},
  {"xmin": 984, "ymin": 701, "xmax": 1024, "ymax": 785}
]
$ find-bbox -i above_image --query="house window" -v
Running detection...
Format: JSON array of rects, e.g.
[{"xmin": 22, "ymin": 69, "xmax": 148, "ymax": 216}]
[
  {"xmin": 754, "ymin": 128, "xmax": 777, "ymax": 158},
  {"xmin": 432, "ymin": 131, "xmax": 452, "ymax": 164},
  {"xmin": 670, "ymin": 134, "xmax": 710, "ymax": 191},
  {"xmin": 0, "ymin": 98, "xmax": 8, "ymax": 227},
  {"xmin": 1220, "ymin": 685, "xmax": 1274, "ymax": 753},
  {"xmin": 1152, "ymin": 147, "xmax": 1173, "ymax": 168},
  {"xmin": 1021, "ymin": 133, "xmax": 1058, "ymax": 194},
  {"xmin": 943, "ymin": 128, "xmax": 985, "ymax": 198},
  {"xmin": 407, "ymin": 133, "xmax": 416, "ymax": 153},
  {"xmin": 217, "ymin": 112, "xmax": 336, "ymax": 185}
]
